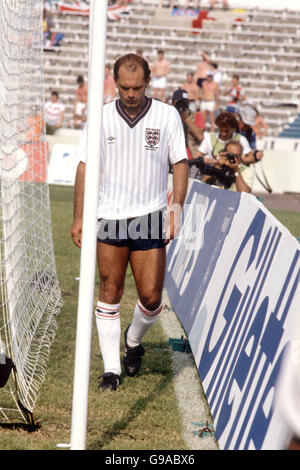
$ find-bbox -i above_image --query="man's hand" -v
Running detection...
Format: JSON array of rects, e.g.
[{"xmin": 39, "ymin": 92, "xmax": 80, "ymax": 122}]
[
  {"xmin": 255, "ymin": 150, "xmax": 264, "ymax": 161},
  {"xmin": 70, "ymin": 218, "xmax": 82, "ymax": 248},
  {"xmin": 164, "ymin": 203, "xmax": 182, "ymax": 244},
  {"xmin": 218, "ymin": 152, "xmax": 239, "ymax": 171}
]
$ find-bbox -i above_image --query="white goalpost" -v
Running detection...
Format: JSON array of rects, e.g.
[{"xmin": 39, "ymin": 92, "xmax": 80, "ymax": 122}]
[
  {"xmin": 70, "ymin": 0, "xmax": 108, "ymax": 451},
  {"xmin": 0, "ymin": 0, "xmax": 62, "ymax": 424}
]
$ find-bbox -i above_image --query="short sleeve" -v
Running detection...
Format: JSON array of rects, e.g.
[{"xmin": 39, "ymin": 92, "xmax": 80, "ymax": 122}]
[
  {"xmin": 168, "ymin": 107, "xmax": 187, "ymax": 164},
  {"xmin": 198, "ymin": 133, "xmax": 212, "ymax": 158},
  {"xmin": 240, "ymin": 135, "xmax": 251, "ymax": 155}
]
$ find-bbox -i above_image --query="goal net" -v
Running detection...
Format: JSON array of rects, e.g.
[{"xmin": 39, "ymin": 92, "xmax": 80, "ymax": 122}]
[{"xmin": 0, "ymin": 0, "xmax": 62, "ymax": 424}]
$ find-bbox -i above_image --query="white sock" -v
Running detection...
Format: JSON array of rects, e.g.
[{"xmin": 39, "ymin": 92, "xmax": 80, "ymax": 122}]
[
  {"xmin": 127, "ymin": 300, "xmax": 162, "ymax": 348},
  {"xmin": 95, "ymin": 301, "xmax": 121, "ymax": 376}
]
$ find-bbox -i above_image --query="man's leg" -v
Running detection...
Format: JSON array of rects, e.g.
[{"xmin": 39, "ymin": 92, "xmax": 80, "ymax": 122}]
[
  {"xmin": 209, "ymin": 110, "xmax": 215, "ymax": 132},
  {"xmin": 122, "ymin": 247, "xmax": 166, "ymax": 376},
  {"xmin": 96, "ymin": 242, "xmax": 130, "ymax": 388}
]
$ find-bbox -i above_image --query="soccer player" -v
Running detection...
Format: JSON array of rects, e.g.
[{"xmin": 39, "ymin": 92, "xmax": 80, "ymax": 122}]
[{"xmin": 71, "ymin": 53, "xmax": 188, "ymax": 391}]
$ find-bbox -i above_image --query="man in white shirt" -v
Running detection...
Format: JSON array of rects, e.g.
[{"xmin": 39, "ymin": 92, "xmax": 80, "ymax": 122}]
[
  {"xmin": 71, "ymin": 53, "xmax": 188, "ymax": 391},
  {"xmin": 44, "ymin": 91, "xmax": 65, "ymax": 134}
]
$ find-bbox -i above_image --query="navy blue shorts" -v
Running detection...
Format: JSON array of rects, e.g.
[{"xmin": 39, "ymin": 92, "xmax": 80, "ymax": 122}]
[{"xmin": 97, "ymin": 209, "xmax": 166, "ymax": 251}]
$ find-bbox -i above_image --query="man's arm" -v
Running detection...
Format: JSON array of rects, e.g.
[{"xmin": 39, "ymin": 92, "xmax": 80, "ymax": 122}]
[
  {"xmin": 242, "ymin": 149, "xmax": 264, "ymax": 164},
  {"xmin": 215, "ymin": 83, "xmax": 220, "ymax": 110},
  {"xmin": 181, "ymin": 110, "xmax": 204, "ymax": 143},
  {"xmin": 234, "ymin": 169, "xmax": 251, "ymax": 193},
  {"xmin": 70, "ymin": 161, "xmax": 86, "ymax": 248},
  {"xmin": 172, "ymin": 159, "xmax": 188, "ymax": 208},
  {"xmin": 165, "ymin": 159, "xmax": 188, "ymax": 244},
  {"xmin": 56, "ymin": 109, "xmax": 65, "ymax": 129},
  {"xmin": 73, "ymin": 90, "xmax": 79, "ymax": 115}
]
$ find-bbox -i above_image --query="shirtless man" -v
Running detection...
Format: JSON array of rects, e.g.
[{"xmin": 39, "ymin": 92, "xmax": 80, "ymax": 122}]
[
  {"xmin": 194, "ymin": 51, "xmax": 211, "ymax": 89},
  {"xmin": 200, "ymin": 73, "xmax": 220, "ymax": 132},
  {"xmin": 151, "ymin": 50, "xmax": 170, "ymax": 102},
  {"xmin": 181, "ymin": 72, "xmax": 200, "ymax": 112},
  {"xmin": 71, "ymin": 75, "xmax": 88, "ymax": 129}
]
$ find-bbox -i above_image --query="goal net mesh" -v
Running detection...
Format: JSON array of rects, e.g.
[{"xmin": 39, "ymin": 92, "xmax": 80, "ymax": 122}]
[{"xmin": 0, "ymin": 0, "xmax": 62, "ymax": 423}]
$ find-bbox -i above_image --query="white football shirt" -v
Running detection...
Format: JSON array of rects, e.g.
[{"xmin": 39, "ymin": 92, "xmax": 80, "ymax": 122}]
[{"xmin": 76, "ymin": 97, "xmax": 187, "ymax": 219}]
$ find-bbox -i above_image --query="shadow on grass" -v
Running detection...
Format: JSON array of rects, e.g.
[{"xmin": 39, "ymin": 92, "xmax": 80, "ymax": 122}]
[
  {"xmin": 0, "ymin": 422, "xmax": 41, "ymax": 432},
  {"xmin": 88, "ymin": 374, "xmax": 170, "ymax": 450}
]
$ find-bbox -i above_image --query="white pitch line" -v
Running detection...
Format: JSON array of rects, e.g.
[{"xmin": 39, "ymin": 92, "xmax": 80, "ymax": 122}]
[{"xmin": 160, "ymin": 289, "xmax": 219, "ymax": 451}]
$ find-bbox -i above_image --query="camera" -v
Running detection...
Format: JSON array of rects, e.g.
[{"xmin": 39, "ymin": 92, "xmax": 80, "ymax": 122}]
[
  {"xmin": 187, "ymin": 156, "xmax": 235, "ymax": 189},
  {"xmin": 225, "ymin": 152, "xmax": 238, "ymax": 164}
]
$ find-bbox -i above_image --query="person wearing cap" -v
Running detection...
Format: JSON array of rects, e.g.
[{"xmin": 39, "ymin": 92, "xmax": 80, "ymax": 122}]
[
  {"xmin": 236, "ymin": 105, "xmax": 264, "ymax": 163},
  {"xmin": 199, "ymin": 73, "xmax": 220, "ymax": 132},
  {"xmin": 172, "ymin": 88, "xmax": 204, "ymax": 161}
]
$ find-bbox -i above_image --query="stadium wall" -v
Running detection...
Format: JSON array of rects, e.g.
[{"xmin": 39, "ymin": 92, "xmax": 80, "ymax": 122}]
[{"xmin": 165, "ymin": 178, "xmax": 300, "ymax": 450}]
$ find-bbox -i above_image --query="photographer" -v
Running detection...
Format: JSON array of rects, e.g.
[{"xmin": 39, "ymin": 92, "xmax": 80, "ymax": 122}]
[{"xmin": 188, "ymin": 140, "xmax": 252, "ymax": 193}]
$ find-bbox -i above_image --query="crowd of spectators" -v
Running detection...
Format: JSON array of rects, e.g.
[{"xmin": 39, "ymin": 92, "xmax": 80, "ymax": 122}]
[
  {"xmin": 138, "ymin": 45, "xmax": 268, "ymax": 194},
  {"xmin": 41, "ymin": 43, "xmax": 267, "ymax": 195},
  {"xmin": 41, "ymin": 0, "xmax": 269, "ymax": 194}
]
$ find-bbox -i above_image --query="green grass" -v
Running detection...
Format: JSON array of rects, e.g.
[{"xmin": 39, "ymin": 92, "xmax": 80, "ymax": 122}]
[
  {"xmin": 270, "ymin": 209, "xmax": 300, "ymax": 239},
  {"xmin": 0, "ymin": 184, "xmax": 187, "ymax": 450},
  {"xmin": 0, "ymin": 186, "xmax": 299, "ymax": 450}
]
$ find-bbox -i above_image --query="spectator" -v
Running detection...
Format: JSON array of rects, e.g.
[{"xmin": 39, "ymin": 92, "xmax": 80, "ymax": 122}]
[
  {"xmin": 151, "ymin": 50, "xmax": 170, "ymax": 103},
  {"xmin": 236, "ymin": 105, "xmax": 264, "ymax": 163},
  {"xmin": 253, "ymin": 109, "xmax": 268, "ymax": 140},
  {"xmin": 184, "ymin": 0, "xmax": 202, "ymax": 7},
  {"xmin": 116, "ymin": 0, "xmax": 130, "ymax": 5},
  {"xmin": 195, "ymin": 50, "xmax": 211, "ymax": 89},
  {"xmin": 104, "ymin": 64, "xmax": 116, "ymax": 104},
  {"xmin": 223, "ymin": 75, "xmax": 246, "ymax": 113},
  {"xmin": 43, "ymin": 7, "xmax": 53, "ymax": 34},
  {"xmin": 70, "ymin": 75, "xmax": 88, "ymax": 129},
  {"xmin": 26, "ymin": 106, "xmax": 44, "ymax": 143},
  {"xmin": 195, "ymin": 112, "xmax": 258, "ymax": 180},
  {"xmin": 181, "ymin": 72, "xmax": 200, "ymax": 112},
  {"xmin": 172, "ymin": 88, "xmax": 204, "ymax": 159},
  {"xmin": 199, "ymin": 72, "xmax": 220, "ymax": 132},
  {"xmin": 209, "ymin": 0, "xmax": 229, "ymax": 10},
  {"xmin": 209, "ymin": 62, "xmax": 222, "ymax": 87},
  {"xmin": 189, "ymin": 138, "xmax": 252, "ymax": 192},
  {"xmin": 217, "ymin": 140, "xmax": 252, "ymax": 192},
  {"xmin": 159, "ymin": 0, "xmax": 175, "ymax": 7},
  {"xmin": 44, "ymin": 91, "xmax": 65, "ymax": 135}
]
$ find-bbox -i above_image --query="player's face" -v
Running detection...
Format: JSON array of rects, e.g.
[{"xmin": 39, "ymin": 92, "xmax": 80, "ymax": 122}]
[{"xmin": 116, "ymin": 65, "xmax": 150, "ymax": 112}]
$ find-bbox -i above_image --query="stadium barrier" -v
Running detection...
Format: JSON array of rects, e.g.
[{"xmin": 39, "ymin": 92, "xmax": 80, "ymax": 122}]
[{"xmin": 165, "ymin": 178, "xmax": 300, "ymax": 450}]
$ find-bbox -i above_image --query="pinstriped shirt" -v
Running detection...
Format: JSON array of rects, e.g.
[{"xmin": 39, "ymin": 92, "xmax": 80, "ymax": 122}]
[{"xmin": 76, "ymin": 97, "xmax": 187, "ymax": 219}]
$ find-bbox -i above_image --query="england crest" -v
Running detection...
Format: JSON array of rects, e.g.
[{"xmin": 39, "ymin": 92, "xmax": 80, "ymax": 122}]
[{"xmin": 145, "ymin": 128, "xmax": 160, "ymax": 148}]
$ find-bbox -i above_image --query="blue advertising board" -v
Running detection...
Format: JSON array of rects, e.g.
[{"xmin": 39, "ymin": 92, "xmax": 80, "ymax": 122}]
[{"xmin": 165, "ymin": 180, "xmax": 300, "ymax": 450}]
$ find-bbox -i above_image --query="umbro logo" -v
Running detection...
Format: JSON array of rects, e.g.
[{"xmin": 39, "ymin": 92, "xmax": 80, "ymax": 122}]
[{"xmin": 107, "ymin": 136, "xmax": 117, "ymax": 144}]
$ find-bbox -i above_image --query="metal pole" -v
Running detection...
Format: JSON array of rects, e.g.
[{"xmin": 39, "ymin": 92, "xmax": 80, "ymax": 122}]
[{"xmin": 70, "ymin": 0, "xmax": 108, "ymax": 451}]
